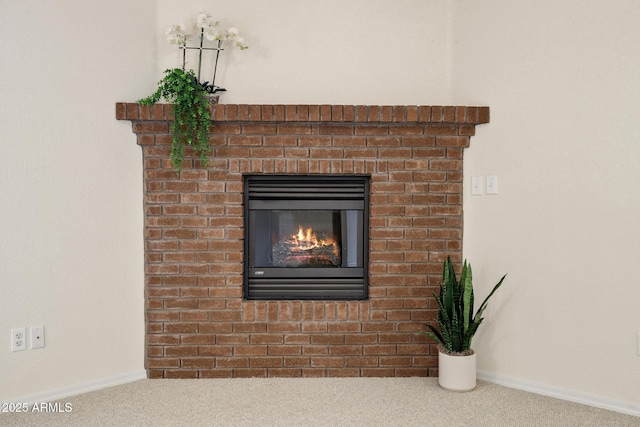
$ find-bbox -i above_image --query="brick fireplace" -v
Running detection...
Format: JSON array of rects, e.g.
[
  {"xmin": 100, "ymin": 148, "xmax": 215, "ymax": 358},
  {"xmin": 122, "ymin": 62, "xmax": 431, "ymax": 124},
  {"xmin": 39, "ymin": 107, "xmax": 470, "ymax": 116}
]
[{"xmin": 116, "ymin": 103, "xmax": 489, "ymax": 378}]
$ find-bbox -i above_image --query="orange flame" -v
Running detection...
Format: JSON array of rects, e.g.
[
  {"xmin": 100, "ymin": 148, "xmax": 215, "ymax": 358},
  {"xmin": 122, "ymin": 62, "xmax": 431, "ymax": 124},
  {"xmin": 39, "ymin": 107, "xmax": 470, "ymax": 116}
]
[{"xmin": 292, "ymin": 226, "xmax": 337, "ymax": 255}]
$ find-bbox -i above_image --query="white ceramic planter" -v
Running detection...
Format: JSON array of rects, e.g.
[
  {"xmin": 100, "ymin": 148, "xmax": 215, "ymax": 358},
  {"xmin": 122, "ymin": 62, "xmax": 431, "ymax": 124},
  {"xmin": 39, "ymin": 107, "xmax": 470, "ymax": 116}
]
[{"xmin": 438, "ymin": 350, "xmax": 477, "ymax": 392}]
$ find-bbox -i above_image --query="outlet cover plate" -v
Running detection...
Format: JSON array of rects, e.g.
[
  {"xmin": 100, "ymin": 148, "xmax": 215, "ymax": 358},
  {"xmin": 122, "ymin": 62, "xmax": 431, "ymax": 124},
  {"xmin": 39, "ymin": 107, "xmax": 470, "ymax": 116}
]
[{"xmin": 11, "ymin": 328, "xmax": 26, "ymax": 352}]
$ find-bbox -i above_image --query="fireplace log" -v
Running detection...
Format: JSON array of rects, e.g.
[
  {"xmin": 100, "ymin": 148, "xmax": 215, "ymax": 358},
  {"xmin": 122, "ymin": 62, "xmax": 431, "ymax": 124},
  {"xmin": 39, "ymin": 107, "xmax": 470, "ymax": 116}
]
[{"xmin": 272, "ymin": 238, "xmax": 340, "ymax": 267}]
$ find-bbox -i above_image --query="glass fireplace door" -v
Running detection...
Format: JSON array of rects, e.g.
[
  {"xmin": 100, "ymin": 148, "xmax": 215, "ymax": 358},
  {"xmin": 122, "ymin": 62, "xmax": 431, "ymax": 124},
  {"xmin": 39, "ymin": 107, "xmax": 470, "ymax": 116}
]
[
  {"xmin": 244, "ymin": 175, "xmax": 369, "ymax": 300},
  {"xmin": 249, "ymin": 210, "xmax": 364, "ymax": 269}
]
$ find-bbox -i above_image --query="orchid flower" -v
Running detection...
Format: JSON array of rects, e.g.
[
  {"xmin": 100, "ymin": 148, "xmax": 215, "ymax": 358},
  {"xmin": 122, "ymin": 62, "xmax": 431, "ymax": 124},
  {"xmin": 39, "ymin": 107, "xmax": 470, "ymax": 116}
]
[{"xmin": 166, "ymin": 12, "xmax": 249, "ymax": 91}]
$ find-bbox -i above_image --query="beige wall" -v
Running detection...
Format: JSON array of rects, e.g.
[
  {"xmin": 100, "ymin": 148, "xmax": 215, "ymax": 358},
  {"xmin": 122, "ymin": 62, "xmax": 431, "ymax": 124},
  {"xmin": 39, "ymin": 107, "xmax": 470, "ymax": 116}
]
[
  {"xmin": 2, "ymin": 0, "xmax": 639, "ymax": 412},
  {"xmin": 453, "ymin": 0, "xmax": 640, "ymax": 409},
  {"xmin": 155, "ymin": 0, "xmax": 454, "ymax": 104},
  {"xmin": 0, "ymin": 0, "xmax": 151, "ymax": 400}
]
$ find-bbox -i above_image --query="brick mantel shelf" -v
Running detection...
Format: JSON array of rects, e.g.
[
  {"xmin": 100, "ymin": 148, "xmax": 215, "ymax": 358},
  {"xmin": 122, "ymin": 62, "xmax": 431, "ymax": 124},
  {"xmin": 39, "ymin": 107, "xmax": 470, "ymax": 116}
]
[{"xmin": 116, "ymin": 103, "xmax": 489, "ymax": 379}]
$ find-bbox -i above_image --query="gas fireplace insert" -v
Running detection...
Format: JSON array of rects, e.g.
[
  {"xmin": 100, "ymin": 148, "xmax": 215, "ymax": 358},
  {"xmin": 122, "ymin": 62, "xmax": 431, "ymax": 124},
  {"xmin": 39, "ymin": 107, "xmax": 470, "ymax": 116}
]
[{"xmin": 244, "ymin": 175, "xmax": 369, "ymax": 300}]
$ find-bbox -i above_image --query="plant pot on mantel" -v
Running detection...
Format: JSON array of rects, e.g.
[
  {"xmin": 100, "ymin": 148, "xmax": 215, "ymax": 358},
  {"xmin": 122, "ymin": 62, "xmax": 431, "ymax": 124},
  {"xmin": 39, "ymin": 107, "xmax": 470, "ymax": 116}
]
[{"xmin": 438, "ymin": 348, "xmax": 477, "ymax": 392}]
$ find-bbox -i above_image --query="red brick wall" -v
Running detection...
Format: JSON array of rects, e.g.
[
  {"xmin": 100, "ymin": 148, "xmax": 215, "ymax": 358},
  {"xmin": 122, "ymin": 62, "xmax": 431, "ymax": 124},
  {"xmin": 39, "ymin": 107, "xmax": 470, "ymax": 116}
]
[{"xmin": 116, "ymin": 103, "xmax": 489, "ymax": 378}]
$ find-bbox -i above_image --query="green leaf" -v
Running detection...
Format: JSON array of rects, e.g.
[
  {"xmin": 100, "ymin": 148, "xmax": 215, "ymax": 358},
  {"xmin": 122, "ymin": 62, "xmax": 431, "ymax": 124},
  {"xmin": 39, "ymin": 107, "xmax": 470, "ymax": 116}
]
[
  {"xmin": 442, "ymin": 258, "xmax": 456, "ymax": 323},
  {"xmin": 419, "ymin": 325, "xmax": 446, "ymax": 348},
  {"xmin": 461, "ymin": 260, "xmax": 473, "ymax": 334},
  {"xmin": 473, "ymin": 273, "xmax": 507, "ymax": 324}
]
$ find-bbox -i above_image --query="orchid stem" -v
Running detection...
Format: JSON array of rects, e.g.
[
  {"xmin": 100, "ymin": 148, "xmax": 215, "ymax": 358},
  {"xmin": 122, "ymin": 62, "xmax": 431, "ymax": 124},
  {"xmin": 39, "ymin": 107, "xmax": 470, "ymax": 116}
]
[
  {"xmin": 211, "ymin": 40, "xmax": 222, "ymax": 89},
  {"xmin": 197, "ymin": 29, "xmax": 204, "ymax": 82}
]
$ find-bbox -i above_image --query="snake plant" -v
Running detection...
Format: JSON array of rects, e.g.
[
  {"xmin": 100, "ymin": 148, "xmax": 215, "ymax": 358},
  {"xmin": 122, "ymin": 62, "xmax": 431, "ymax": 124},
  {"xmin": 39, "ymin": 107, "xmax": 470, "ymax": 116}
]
[{"xmin": 421, "ymin": 257, "xmax": 506, "ymax": 354}]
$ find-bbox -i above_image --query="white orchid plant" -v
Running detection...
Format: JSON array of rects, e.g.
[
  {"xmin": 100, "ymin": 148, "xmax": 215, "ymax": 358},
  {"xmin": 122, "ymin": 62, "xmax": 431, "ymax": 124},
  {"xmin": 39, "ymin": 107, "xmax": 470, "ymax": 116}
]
[
  {"xmin": 166, "ymin": 11, "xmax": 248, "ymax": 94},
  {"xmin": 137, "ymin": 13, "xmax": 248, "ymax": 173}
]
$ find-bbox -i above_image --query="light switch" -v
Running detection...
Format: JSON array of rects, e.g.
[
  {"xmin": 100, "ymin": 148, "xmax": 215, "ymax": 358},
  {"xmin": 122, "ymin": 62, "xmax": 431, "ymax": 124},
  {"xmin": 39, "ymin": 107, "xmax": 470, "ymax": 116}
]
[
  {"xmin": 486, "ymin": 175, "xmax": 498, "ymax": 195},
  {"xmin": 471, "ymin": 176, "xmax": 483, "ymax": 195}
]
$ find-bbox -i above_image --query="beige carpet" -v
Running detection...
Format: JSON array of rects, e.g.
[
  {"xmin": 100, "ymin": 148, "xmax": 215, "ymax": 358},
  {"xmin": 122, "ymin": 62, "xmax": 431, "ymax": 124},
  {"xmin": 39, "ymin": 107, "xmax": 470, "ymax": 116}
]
[{"xmin": 2, "ymin": 378, "xmax": 638, "ymax": 426}]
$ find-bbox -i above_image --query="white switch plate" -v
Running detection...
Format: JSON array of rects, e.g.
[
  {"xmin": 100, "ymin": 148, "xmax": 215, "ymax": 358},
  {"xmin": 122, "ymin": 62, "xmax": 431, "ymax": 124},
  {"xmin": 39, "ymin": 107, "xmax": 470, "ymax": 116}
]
[
  {"xmin": 486, "ymin": 175, "xmax": 498, "ymax": 195},
  {"xmin": 471, "ymin": 176, "xmax": 483, "ymax": 195},
  {"xmin": 31, "ymin": 326, "xmax": 45, "ymax": 349}
]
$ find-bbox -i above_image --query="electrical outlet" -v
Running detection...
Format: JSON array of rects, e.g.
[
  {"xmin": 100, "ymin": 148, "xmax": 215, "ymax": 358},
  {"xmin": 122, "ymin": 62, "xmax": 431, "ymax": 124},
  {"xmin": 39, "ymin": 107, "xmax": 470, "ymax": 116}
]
[
  {"xmin": 31, "ymin": 326, "xmax": 45, "ymax": 349},
  {"xmin": 11, "ymin": 328, "xmax": 26, "ymax": 352}
]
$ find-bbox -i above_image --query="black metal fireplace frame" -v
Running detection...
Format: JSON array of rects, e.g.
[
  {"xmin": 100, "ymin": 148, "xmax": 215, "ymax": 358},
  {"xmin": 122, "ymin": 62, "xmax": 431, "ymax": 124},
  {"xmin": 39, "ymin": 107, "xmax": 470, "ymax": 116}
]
[{"xmin": 243, "ymin": 175, "xmax": 369, "ymax": 300}]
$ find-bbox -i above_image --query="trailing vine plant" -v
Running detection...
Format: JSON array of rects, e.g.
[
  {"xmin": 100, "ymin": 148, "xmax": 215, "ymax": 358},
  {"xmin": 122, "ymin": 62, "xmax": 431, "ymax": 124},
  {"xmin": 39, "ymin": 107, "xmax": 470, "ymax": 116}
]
[{"xmin": 138, "ymin": 68, "xmax": 211, "ymax": 173}]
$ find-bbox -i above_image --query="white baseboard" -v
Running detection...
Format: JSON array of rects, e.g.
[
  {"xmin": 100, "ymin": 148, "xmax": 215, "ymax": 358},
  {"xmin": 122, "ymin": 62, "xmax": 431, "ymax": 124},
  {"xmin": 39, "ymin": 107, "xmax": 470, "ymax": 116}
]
[
  {"xmin": 477, "ymin": 370, "xmax": 640, "ymax": 417},
  {"xmin": 6, "ymin": 370, "xmax": 147, "ymax": 404}
]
